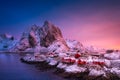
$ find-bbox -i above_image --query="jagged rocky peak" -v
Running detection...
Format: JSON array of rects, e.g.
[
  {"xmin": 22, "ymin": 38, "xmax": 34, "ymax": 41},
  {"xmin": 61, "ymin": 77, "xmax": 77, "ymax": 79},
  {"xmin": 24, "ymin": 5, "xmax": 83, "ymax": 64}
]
[
  {"xmin": 39, "ymin": 20, "xmax": 69, "ymax": 52},
  {"xmin": 13, "ymin": 20, "xmax": 69, "ymax": 52},
  {"xmin": 40, "ymin": 20, "xmax": 64, "ymax": 47}
]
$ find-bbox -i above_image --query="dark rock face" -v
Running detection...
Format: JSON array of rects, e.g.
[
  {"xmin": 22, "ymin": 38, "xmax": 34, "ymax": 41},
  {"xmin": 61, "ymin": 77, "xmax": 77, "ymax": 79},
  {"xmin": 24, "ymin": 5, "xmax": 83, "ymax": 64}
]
[
  {"xmin": 28, "ymin": 25, "xmax": 39, "ymax": 47},
  {"xmin": 39, "ymin": 21, "xmax": 69, "ymax": 52},
  {"xmin": 39, "ymin": 21, "xmax": 65, "ymax": 47}
]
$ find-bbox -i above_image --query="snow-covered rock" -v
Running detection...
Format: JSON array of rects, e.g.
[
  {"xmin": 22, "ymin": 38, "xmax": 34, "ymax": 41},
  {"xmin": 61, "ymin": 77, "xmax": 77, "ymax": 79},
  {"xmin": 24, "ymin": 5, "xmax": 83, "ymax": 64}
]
[
  {"xmin": 0, "ymin": 33, "xmax": 14, "ymax": 41},
  {"xmin": 66, "ymin": 39, "xmax": 85, "ymax": 52},
  {"xmin": 58, "ymin": 52, "xmax": 68, "ymax": 57},
  {"xmin": 110, "ymin": 60, "xmax": 120, "ymax": 68},
  {"xmin": 104, "ymin": 59, "xmax": 111, "ymax": 67},
  {"xmin": 0, "ymin": 34, "xmax": 18, "ymax": 51},
  {"xmin": 22, "ymin": 54, "xmax": 46, "ymax": 62},
  {"xmin": 89, "ymin": 69, "xmax": 106, "ymax": 76},
  {"xmin": 14, "ymin": 25, "xmax": 41, "ymax": 51},
  {"xmin": 65, "ymin": 65, "xmax": 86, "ymax": 73},
  {"xmin": 48, "ymin": 41, "xmax": 69, "ymax": 53},
  {"xmin": 85, "ymin": 46, "xmax": 106, "ymax": 53},
  {"xmin": 48, "ymin": 59, "xmax": 58, "ymax": 66},
  {"xmin": 57, "ymin": 63, "xmax": 67, "ymax": 69},
  {"xmin": 110, "ymin": 68, "xmax": 120, "ymax": 78},
  {"xmin": 12, "ymin": 32, "xmax": 30, "ymax": 51},
  {"xmin": 104, "ymin": 52, "xmax": 120, "ymax": 60}
]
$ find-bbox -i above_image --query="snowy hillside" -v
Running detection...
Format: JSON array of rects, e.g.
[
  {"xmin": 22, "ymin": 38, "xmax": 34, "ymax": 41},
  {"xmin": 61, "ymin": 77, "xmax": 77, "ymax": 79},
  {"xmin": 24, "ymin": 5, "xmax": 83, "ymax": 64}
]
[{"xmin": 0, "ymin": 34, "xmax": 18, "ymax": 51}]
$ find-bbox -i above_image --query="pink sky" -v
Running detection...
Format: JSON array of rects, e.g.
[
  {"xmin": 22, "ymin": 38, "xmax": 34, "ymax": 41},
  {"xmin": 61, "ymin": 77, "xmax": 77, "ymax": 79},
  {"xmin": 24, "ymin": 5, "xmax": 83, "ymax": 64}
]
[
  {"xmin": 0, "ymin": 0, "xmax": 120, "ymax": 49},
  {"xmin": 56, "ymin": 8, "xmax": 120, "ymax": 49}
]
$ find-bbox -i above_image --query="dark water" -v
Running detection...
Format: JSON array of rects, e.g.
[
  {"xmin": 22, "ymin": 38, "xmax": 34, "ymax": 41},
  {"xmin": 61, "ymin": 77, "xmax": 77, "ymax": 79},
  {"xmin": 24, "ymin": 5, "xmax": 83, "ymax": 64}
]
[{"xmin": 0, "ymin": 53, "xmax": 65, "ymax": 80}]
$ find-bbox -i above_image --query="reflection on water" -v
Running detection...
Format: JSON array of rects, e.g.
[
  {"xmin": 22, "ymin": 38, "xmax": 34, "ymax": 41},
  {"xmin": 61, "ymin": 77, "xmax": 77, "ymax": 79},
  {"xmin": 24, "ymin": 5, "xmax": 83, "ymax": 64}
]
[{"xmin": 0, "ymin": 53, "xmax": 65, "ymax": 80}]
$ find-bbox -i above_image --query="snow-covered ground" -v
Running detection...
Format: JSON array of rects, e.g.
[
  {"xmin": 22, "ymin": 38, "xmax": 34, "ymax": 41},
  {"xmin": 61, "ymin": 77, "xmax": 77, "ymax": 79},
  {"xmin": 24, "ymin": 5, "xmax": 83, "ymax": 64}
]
[
  {"xmin": 0, "ymin": 40, "xmax": 18, "ymax": 51},
  {"xmin": 104, "ymin": 52, "xmax": 120, "ymax": 60},
  {"xmin": 0, "ymin": 34, "xmax": 18, "ymax": 51},
  {"xmin": 65, "ymin": 65, "xmax": 87, "ymax": 73},
  {"xmin": 89, "ymin": 68, "xmax": 106, "ymax": 76},
  {"xmin": 21, "ymin": 50, "xmax": 120, "ymax": 78}
]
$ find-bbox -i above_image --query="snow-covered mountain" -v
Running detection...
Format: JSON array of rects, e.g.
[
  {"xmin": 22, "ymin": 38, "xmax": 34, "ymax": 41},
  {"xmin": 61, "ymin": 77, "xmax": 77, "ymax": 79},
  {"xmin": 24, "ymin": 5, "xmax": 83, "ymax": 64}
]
[
  {"xmin": 39, "ymin": 21, "xmax": 69, "ymax": 52},
  {"xmin": 0, "ymin": 21, "xmax": 108, "ymax": 53},
  {"xmin": 66, "ymin": 39, "xmax": 85, "ymax": 52},
  {"xmin": 13, "ymin": 25, "xmax": 40, "ymax": 51},
  {"xmin": 85, "ymin": 46, "xmax": 106, "ymax": 54},
  {"xmin": 12, "ymin": 21, "xmax": 69, "ymax": 52},
  {"xmin": 0, "ymin": 34, "xmax": 18, "ymax": 51},
  {"xmin": 0, "ymin": 21, "xmax": 117, "ymax": 54}
]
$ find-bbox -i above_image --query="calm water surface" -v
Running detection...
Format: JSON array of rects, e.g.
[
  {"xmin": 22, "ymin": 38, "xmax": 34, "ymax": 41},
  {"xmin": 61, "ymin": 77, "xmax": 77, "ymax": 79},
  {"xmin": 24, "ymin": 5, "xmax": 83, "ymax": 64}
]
[{"xmin": 0, "ymin": 53, "xmax": 65, "ymax": 80}]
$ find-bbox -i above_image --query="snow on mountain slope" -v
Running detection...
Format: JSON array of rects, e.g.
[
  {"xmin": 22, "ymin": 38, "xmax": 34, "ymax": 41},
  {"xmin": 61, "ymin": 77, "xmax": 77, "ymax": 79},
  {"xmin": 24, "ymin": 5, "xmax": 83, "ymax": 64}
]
[
  {"xmin": 13, "ymin": 25, "xmax": 41, "ymax": 51},
  {"xmin": 10, "ymin": 21, "xmax": 69, "ymax": 52},
  {"xmin": 0, "ymin": 34, "xmax": 18, "ymax": 51},
  {"xmin": 66, "ymin": 39, "xmax": 85, "ymax": 52},
  {"xmin": 48, "ymin": 40, "xmax": 69, "ymax": 53}
]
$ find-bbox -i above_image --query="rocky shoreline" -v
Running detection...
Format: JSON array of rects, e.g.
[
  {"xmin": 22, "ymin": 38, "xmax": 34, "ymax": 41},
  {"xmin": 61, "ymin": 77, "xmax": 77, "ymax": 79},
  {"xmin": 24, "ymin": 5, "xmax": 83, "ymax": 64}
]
[{"xmin": 20, "ymin": 52, "xmax": 120, "ymax": 80}]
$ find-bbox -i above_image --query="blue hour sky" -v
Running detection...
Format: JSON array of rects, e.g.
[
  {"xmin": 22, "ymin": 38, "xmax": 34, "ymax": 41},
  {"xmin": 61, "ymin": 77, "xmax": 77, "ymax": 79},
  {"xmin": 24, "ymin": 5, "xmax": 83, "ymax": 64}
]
[{"xmin": 0, "ymin": 0, "xmax": 120, "ymax": 49}]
